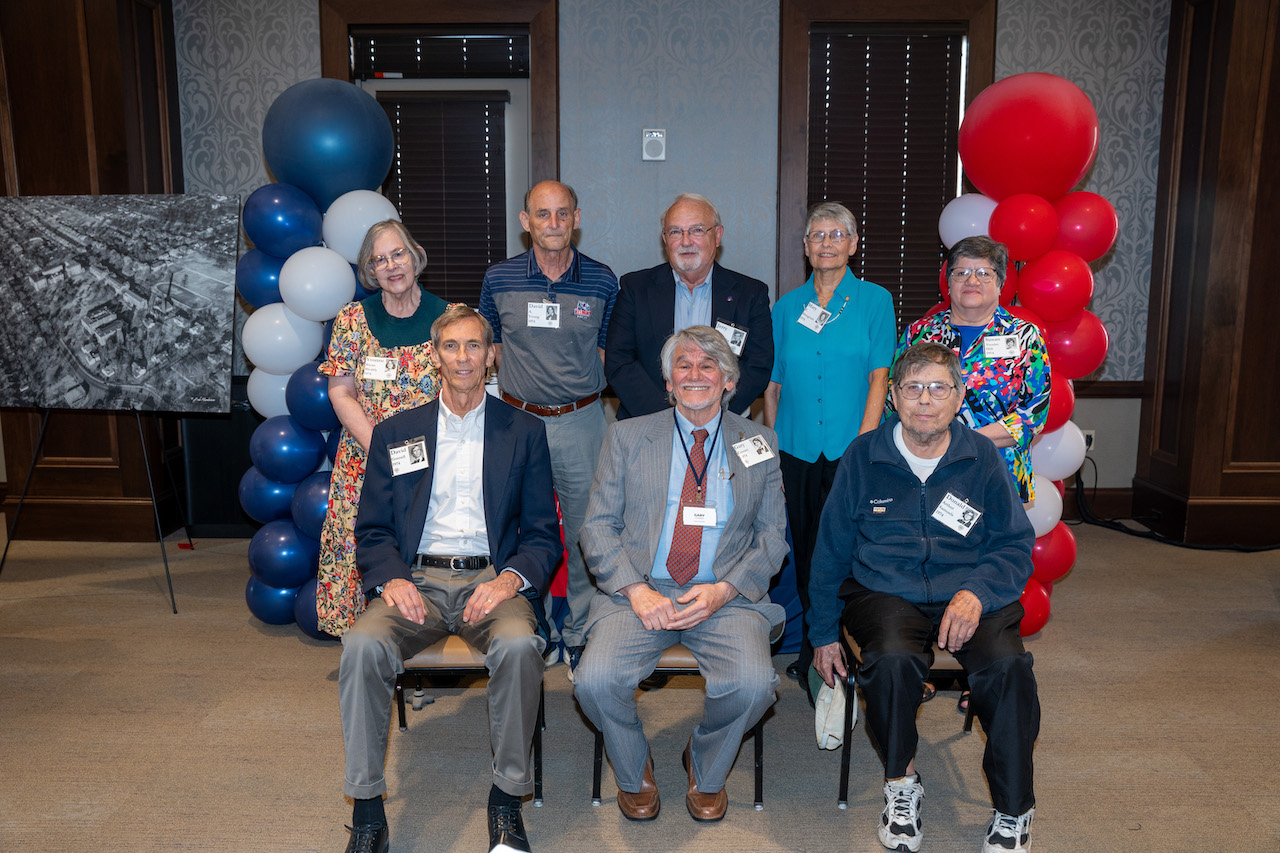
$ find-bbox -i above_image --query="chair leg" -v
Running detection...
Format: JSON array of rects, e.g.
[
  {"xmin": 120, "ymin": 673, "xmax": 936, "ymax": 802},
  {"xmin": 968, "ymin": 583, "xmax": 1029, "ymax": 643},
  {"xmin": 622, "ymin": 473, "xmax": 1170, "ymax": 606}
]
[
  {"xmin": 591, "ymin": 728, "xmax": 604, "ymax": 806},
  {"xmin": 395, "ymin": 677, "xmax": 408, "ymax": 732},
  {"xmin": 752, "ymin": 717, "xmax": 764, "ymax": 810},
  {"xmin": 533, "ymin": 684, "xmax": 545, "ymax": 806},
  {"xmin": 837, "ymin": 668, "xmax": 857, "ymax": 809}
]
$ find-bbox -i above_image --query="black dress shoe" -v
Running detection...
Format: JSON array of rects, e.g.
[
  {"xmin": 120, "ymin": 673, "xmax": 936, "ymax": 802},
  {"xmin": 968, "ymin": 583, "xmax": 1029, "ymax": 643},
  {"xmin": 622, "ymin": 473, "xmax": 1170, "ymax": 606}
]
[
  {"xmin": 785, "ymin": 660, "xmax": 803, "ymax": 681},
  {"xmin": 487, "ymin": 801, "xmax": 531, "ymax": 853},
  {"xmin": 343, "ymin": 823, "xmax": 388, "ymax": 853}
]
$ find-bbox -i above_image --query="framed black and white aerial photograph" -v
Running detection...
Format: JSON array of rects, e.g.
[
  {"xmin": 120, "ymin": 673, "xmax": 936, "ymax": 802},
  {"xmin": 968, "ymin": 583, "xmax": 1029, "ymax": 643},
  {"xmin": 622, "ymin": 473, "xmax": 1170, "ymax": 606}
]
[{"xmin": 0, "ymin": 193, "xmax": 239, "ymax": 414}]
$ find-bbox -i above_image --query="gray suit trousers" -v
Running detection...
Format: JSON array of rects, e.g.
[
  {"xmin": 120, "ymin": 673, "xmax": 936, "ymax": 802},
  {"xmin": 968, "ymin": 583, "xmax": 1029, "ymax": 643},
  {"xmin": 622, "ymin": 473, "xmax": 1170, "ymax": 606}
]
[
  {"xmin": 572, "ymin": 581, "xmax": 779, "ymax": 794},
  {"xmin": 338, "ymin": 565, "xmax": 545, "ymax": 799}
]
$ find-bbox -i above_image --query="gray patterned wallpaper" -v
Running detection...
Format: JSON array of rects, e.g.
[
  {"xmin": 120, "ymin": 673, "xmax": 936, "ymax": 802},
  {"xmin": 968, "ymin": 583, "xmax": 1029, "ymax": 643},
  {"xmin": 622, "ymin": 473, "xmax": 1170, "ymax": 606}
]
[
  {"xmin": 997, "ymin": 0, "xmax": 1170, "ymax": 381},
  {"xmin": 559, "ymin": 0, "xmax": 779, "ymax": 288}
]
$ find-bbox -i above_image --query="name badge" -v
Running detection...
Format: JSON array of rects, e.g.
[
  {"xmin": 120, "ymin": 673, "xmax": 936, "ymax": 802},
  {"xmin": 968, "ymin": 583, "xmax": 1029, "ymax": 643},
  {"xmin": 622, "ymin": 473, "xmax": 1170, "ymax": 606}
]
[
  {"xmin": 388, "ymin": 436, "xmax": 430, "ymax": 477},
  {"xmin": 682, "ymin": 504, "xmax": 717, "ymax": 527},
  {"xmin": 931, "ymin": 491, "xmax": 981, "ymax": 537},
  {"xmin": 714, "ymin": 320, "xmax": 747, "ymax": 355},
  {"xmin": 983, "ymin": 335, "xmax": 1018, "ymax": 359},
  {"xmin": 733, "ymin": 435, "xmax": 775, "ymax": 467},
  {"xmin": 797, "ymin": 301, "xmax": 832, "ymax": 333},
  {"xmin": 528, "ymin": 301, "xmax": 560, "ymax": 329},
  {"xmin": 364, "ymin": 356, "xmax": 397, "ymax": 381}
]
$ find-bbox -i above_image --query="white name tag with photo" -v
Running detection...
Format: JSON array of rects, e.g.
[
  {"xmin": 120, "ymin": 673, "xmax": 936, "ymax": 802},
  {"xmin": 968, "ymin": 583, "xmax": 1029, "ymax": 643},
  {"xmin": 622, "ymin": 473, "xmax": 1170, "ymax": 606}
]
[
  {"xmin": 682, "ymin": 504, "xmax": 717, "ymax": 527},
  {"xmin": 732, "ymin": 435, "xmax": 775, "ymax": 467},
  {"xmin": 797, "ymin": 301, "xmax": 833, "ymax": 333},
  {"xmin": 364, "ymin": 356, "xmax": 397, "ymax": 381},
  {"xmin": 528, "ymin": 301, "xmax": 560, "ymax": 328},
  {"xmin": 931, "ymin": 491, "xmax": 981, "ymax": 537},
  {"xmin": 714, "ymin": 320, "xmax": 747, "ymax": 355},
  {"xmin": 983, "ymin": 335, "xmax": 1018, "ymax": 359},
  {"xmin": 388, "ymin": 437, "xmax": 430, "ymax": 477}
]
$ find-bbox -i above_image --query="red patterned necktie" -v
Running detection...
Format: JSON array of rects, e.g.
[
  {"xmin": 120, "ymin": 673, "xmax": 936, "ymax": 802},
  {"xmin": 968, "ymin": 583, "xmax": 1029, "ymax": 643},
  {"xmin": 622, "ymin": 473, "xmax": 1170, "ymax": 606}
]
[{"xmin": 666, "ymin": 428, "xmax": 709, "ymax": 586}]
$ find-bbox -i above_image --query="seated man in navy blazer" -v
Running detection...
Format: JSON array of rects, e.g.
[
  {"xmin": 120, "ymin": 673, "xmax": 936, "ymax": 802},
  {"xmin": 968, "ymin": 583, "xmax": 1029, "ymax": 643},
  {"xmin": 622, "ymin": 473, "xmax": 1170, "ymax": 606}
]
[
  {"xmin": 606, "ymin": 193, "xmax": 774, "ymax": 420},
  {"xmin": 337, "ymin": 305, "xmax": 562, "ymax": 853}
]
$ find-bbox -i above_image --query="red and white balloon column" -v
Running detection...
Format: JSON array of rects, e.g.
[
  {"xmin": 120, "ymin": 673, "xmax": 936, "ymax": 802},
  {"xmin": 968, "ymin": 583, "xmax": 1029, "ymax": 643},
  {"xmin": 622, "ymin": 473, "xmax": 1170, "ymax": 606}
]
[
  {"xmin": 233, "ymin": 79, "xmax": 399, "ymax": 637},
  {"xmin": 938, "ymin": 72, "xmax": 1117, "ymax": 635}
]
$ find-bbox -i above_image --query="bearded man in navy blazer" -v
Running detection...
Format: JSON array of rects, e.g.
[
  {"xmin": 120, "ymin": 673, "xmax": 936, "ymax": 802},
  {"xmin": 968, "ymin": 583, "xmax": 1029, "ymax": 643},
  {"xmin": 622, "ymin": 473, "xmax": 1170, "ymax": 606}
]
[
  {"xmin": 337, "ymin": 305, "xmax": 561, "ymax": 853},
  {"xmin": 606, "ymin": 193, "xmax": 774, "ymax": 420}
]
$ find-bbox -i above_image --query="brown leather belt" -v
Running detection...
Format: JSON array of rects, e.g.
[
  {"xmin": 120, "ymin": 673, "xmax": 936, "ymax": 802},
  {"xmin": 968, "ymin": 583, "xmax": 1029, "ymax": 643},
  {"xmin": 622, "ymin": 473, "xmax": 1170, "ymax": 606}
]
[{"xmin": 501, "ymin": 390, "xmax": 600, "ymax": 417}]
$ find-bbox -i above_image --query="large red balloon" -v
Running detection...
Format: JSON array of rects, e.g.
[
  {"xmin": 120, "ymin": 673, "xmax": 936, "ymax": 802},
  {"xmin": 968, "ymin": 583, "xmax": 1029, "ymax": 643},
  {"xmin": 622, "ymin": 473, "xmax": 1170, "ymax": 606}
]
[
  {"xmin": 1000, "ymin": 264, "xmax": 1020, "ymax": 306},
  {"xmin": 1044, "ymin": 373, "xmax": 1075, "ymax": 433},
  {"xmin": 1041, "ymin": 309, "xmax": 1109, "ymax": 379},
  {"xmin": 1031, "ymin": 521, "xmax": 1077, "ymax": 584},
  {"xmin": 1018, "ymin": 250, "xmax": 1095, "ymax": 322},
  {"xmin": 959, "ymin": 73, "xmax": 1100, "ymax": 201},
  {"xmin": 1019, "ymin": 578, "xmax": 1052, "ymax": 636},
  {"xmin": 1052, "ymin": 191, "xmax": 1119, "ymax": 261},
  {"xmin": 1005, "ymin": 303, "xmax": 1046, "ymax": 334},
  {"xmin": 924, "ymin": 299, "xmax": 949, "ymax": 318},
  {"xmin": 989, "ymin": 194, "xmax": 1059, "ymax": 261}
]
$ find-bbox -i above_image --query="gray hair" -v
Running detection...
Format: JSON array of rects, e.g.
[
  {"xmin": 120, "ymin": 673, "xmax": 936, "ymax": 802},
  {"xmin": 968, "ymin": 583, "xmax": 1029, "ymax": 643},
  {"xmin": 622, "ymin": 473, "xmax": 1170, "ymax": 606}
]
[
  {"xmin": 662, "ymin": 193, "xmax": 723, "ymax": 229},
  {"xmin": 355, "ymin": 220, "xmax": 428, "ymax": 291},
  {"xmin": 946, "ymin": 236, "xmax": 1009, "ymax": 285},
  {"xmin": 430, "ymin": 303, "xmax": 494, "ymax": 350},
  {"xmin": 660, "ymin": 326, "xmax": 740, "ymax": 408},
  {"xmin": 805, "ymin": 201, "xmax": 858, "ymax": 238},
  {"xmin": 891, "ymin": 341, "xmax": 965, "ymax": 392}
]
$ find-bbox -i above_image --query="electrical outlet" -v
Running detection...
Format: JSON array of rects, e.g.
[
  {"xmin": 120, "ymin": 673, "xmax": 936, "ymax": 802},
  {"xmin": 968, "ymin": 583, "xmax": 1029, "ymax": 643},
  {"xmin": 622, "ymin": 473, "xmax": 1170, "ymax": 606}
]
[{"xmin": 1081, "ymin": 429, "xmax": 1096, "ymax": 453}]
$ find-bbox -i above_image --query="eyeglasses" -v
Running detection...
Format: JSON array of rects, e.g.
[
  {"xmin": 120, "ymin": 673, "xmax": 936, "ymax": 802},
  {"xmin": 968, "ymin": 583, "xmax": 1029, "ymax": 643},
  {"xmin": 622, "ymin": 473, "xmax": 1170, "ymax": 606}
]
[
  {"xmin": 663, "ymin": 225, "xmax": 715, "ymax": 241},
  {"xmin": 897, "ymin": 381, "xmax": 957, "ymax": 400},
  {"xmin": 805, "ymin": 229, "xmax": 852, "ymax": 244},
  {"xmin": 948, "ymin": 267, "xmax": 998, "ymax": 283},
  {"xmin": 368, "ymin": 247, "xmax": 412, "ymax": 271}
]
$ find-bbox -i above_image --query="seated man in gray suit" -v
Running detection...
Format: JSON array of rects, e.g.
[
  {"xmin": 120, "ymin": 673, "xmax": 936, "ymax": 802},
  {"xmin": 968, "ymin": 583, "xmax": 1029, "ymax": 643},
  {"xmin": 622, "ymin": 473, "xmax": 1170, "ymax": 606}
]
[{"xmin": 574, "ymin": 325, "xmax": 789, "ymax": 823}]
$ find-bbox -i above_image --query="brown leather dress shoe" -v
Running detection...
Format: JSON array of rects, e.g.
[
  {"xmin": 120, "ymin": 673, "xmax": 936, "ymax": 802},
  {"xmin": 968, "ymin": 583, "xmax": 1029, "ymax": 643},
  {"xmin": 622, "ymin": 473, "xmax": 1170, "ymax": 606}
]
[
  {"xmin": 617, "ymin": 755, "xmax": 660, "ymax": 820},
  {"xmin": 682, "ymin": 740, "xmax": 727, "ymax": 822}
]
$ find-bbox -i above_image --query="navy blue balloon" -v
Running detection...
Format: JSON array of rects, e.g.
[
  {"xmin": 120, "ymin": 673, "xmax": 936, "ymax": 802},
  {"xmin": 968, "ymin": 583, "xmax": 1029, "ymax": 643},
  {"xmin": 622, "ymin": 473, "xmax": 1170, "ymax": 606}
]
[
  {"xmin": 290, "ymin": 470, "xmax": 332, "ymax": 541},
  {"xmin": 236, "ymin": 249, "xmax": 285, "ymax": 309},
  {"xmin": 248, "ymin": 518, "xmax": 320, "ymax": 589},
  {"xmin": 286, "ymin": 360, "xmax": 340, "ymax": 432},
  {"xmin": 262, "ymin": 78, "xmax": 394, "ymax": 211},
  {"xmin": 242, "ymin": 183, "xmax": 323, "ymax": 257},
  {"xmin": 245, "ymin": 575, "xmax": 302, "ymax": 625},
  {"xmin": 325, "ymin": 428, "xmax": 342, "ymax": 463},
  {"xmin": 293, "ymin": 577, "xmax": 336, "ymax": 640},
  {"xmin": 238, "ymin": 466, "xmax": 299, "ymax": 524},
  {"xmin": 350, "ymin": 265, "xmax": 378, "ymax": 301},
  {"xmin": 250, "ymin": 415, "xmax": 326, "ymax": 484}
]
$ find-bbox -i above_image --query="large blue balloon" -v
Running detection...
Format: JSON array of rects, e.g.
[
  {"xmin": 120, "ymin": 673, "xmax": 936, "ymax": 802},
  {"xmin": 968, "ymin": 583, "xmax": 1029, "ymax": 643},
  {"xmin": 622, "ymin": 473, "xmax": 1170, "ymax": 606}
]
[
  {"xmin": 238, "ymin": 466, "xmax": 299, "ymax": 524},
  {"xmin": 286, "ymin": 360, "xmax": 341, "ymax": 432},
  {"xmin": 242, "ymin": 183, "xmax": 323, "ymax": 258},
  {"xmin": 248, "ymin": 518, "xmax": 321, "ymax": 589},
  {"xmin": 290, "ymin": 470, "xmax": 332, "ymax": 541},
  {"xmin": 262, "ymin": 79, "xmax": 394, "ymax": 211},
  {"xmin": 325, "ymin": 428, "xmax": 342, "ymax": 463},
  {"xmin": 245, "ymin": 576, "xmax": 302, "ymax": 625},
  {"xmin": 293, "ymin": 577, "xmax": 336, "ymax": 640},
  {"xmin": 236, "ymin": 249, "xmax": 286, "ymax": 309},
  {"xmin": 249, "ymin": 415, "xmax": 326, "ymax": 484}
]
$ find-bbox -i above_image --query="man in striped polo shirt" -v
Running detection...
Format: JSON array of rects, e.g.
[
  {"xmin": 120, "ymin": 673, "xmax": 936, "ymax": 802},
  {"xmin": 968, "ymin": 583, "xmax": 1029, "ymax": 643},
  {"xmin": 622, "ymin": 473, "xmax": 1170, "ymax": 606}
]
[{"xmin": 479, "ymin": 180, "xmax": 619, "ymax": 678}]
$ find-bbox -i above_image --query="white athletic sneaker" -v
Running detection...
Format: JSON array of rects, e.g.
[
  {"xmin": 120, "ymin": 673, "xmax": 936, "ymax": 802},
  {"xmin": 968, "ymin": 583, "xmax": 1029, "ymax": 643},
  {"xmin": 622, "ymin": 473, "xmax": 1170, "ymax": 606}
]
[
  {"xmin": 878, "ymin": 774, "xmax": 924, "ymax": 852},
  {"xmin": 983, "ymin": 807, "xmax": 1034, "ymax": 852}
]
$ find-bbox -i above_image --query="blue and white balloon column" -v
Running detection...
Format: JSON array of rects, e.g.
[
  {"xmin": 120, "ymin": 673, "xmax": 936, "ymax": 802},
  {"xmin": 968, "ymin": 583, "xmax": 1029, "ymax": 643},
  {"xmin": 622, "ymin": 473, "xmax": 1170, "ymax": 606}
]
[{"xmin": 236, "ymin": 78, "xmax": 397, "ymax": 634}]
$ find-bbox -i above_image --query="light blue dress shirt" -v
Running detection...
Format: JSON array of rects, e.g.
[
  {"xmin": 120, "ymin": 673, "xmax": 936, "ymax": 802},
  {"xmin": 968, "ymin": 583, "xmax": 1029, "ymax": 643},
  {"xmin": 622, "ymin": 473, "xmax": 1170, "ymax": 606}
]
[
  {"xmin": 673, "ymin": 267, "xmax": 714, "ymax": 333},
  {"xmin": 651, "ymin": 407, "xmax": 734, "ymax": 583}
]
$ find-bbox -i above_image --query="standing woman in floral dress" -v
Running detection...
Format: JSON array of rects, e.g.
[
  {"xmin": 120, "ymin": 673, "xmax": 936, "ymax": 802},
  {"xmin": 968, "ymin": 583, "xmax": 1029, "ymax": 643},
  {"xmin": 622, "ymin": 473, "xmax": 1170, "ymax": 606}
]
[{"xmin": 316, "ymin": 220, "xmax": 448, "ymax": 636}]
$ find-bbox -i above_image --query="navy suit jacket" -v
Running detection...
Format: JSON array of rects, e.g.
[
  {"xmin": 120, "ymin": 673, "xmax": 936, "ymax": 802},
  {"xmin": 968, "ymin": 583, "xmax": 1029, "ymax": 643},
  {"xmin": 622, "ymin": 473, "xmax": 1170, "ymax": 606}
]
[
  {"xmin": 353, "ymin": 396, "xmax": 563, "ymax": 602},
  {"xmin": 605, "ymin": 262, "xmax": 774, "ymax": 420}
]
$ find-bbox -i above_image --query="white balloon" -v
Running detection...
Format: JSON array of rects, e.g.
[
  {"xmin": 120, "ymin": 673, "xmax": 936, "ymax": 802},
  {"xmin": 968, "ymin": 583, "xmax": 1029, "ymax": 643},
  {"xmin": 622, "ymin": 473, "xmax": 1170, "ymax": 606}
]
[
  {"xmin": 1030, "ymin": 420, "xmax": 1087, "ymax": 482},
  {"xmin": 279, "ymin": 246, "xmax": 358, "ymax": 322},
  {"xmin": 938, "ymin": 193, "xmax": 997, "ymax": 248},
  {"xmin": 1025, "ymin": 474, "xmax": 1062, "ymax": 538},
  {"xmin": 242, "ymin": 302, "xmax": 325, "ymax": 375},
  {"xmin": 322, "ymin": 190, "xmax": 401, "ymax": 264},
  {"xmin": 246, "ymin": 368, "xmax": 290, "ymax": 418}
]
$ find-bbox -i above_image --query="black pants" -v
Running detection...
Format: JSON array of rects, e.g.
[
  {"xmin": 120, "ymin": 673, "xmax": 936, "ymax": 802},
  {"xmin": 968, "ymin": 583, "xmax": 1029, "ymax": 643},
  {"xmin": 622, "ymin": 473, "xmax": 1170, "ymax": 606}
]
[
  {"xmin": 843, "ymin": 578, "xmax": 1039, "ymax": 815},
  {"xmin": 780, "ymin": 450, "xmax": 841, "ymax": 673}
]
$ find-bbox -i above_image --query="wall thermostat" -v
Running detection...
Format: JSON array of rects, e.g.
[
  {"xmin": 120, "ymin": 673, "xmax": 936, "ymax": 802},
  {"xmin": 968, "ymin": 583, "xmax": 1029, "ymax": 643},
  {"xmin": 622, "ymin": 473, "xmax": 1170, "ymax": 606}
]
[{"xmin": 642, "ymin": 128, "xmax": 666, "ymax": 161}]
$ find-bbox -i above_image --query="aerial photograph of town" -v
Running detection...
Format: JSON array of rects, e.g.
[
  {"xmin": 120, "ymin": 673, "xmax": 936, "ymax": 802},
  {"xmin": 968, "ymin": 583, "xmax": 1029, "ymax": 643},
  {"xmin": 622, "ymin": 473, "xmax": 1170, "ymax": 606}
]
[{"xmin": 0, "ymin": 193, "xmax": 238, "ymax": 414}]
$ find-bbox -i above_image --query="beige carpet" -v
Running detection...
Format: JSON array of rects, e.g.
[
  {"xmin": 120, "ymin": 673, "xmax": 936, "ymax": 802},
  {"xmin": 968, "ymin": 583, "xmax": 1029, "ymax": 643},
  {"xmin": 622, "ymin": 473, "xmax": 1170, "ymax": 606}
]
[{"xmin": 0, "ymin": 524, "xmax": 1277, "ymax": 851}]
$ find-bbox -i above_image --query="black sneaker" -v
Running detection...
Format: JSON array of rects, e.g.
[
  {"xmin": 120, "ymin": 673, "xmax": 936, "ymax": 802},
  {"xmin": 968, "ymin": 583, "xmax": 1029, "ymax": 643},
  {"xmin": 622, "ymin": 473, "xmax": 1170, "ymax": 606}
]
[
  {"xmin": 343, "ymin": 822, "xmax": 388, "ymax": 853},
  {"xmin": 564, "ymin": 645, "xmax": 585, "ymax": 684},
  {"xmin": 487, "ymin": 801, "xmax": 531, "ymax": 853}
]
